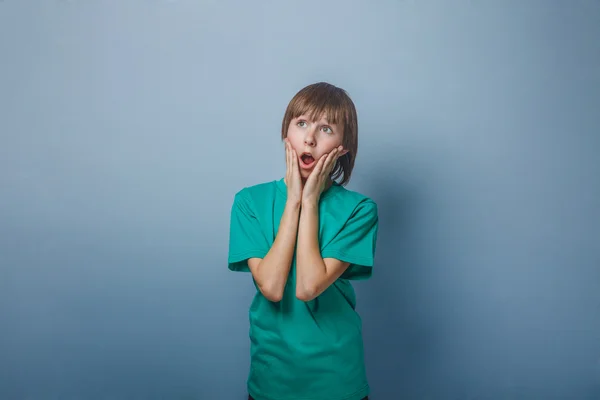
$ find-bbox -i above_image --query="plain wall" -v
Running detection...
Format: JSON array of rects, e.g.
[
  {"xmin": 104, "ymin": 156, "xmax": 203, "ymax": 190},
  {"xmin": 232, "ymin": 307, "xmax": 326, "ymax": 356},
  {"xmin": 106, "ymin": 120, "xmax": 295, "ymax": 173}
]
[{"xmin": 1, "ymin": 1, "xmax": 599, "ymax": 399}]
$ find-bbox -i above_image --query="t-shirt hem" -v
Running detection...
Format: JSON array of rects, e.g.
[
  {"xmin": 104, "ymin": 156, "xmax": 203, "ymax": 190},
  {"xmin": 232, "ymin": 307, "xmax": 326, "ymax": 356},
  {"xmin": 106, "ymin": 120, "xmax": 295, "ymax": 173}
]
[
  {"xmin": 320, "ymin": 249, "xmax": 373, "ymax": 267},
  {"xmin": 248, "ymin": 383, "xmax": 369, "ymax": 400},
  {"xmin": 228, "ymin": 250, "xmax": 269, "ymax": 271}
]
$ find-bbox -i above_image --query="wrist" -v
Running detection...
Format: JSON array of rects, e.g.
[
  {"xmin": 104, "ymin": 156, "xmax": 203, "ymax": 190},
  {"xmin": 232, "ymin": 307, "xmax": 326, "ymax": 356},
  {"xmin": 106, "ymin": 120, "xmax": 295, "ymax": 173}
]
[
  {"xmin": 286, "ymin": 198, "xmax": 302, "ymax": 210},
  {"xmin": 301, "ymin": 198, "xmax": 319, "ymax": 209}
]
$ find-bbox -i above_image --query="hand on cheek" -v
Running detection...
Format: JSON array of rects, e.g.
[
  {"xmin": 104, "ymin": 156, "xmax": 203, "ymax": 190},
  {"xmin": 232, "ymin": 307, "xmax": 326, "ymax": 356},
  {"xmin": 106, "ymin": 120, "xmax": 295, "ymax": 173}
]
[
  {"xmin": 301, "ymin": 145, "xmax": 344, "ymax": 206},
  {"xmin": 284, "ymin": 139, "xmax": 303, "ymax": 204}
]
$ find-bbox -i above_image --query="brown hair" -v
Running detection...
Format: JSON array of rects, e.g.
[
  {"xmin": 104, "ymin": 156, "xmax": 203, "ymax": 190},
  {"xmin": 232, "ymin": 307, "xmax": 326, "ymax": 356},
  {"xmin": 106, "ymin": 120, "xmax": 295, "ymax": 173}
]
[{"xmin": 281, "ymin": 82, "xmax": 358, "ymax": 186}]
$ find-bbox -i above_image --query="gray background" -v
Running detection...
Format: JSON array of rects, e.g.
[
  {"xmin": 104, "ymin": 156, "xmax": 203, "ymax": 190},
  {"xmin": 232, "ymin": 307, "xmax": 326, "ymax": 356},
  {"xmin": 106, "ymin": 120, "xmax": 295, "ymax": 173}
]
[{"xmin": 1, "ymin": 1, "xmax": 599, "ymax": 399}]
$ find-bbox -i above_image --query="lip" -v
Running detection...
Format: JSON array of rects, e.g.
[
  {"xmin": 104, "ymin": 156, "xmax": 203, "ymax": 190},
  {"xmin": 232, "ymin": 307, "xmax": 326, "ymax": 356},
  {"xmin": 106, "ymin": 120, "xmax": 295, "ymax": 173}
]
[{"xmin": 298, "ymin": 152, "xmax": 316, "ymax": 170}]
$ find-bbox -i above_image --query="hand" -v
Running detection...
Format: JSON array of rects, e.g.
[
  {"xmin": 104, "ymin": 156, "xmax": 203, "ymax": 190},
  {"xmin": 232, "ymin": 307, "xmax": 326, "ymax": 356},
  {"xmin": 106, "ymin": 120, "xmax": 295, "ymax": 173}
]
[
  {"xmin": 284, "ymin": 139, "xmax": 303, "ymax": 205},
  {"xmin": 302, "ymin": 145, "xmax": 344, "ymax": 206}
]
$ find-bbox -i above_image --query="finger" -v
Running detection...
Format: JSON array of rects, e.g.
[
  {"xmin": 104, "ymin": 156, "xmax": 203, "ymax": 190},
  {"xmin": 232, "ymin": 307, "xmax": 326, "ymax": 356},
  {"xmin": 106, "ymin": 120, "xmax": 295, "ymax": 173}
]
[
  {"xmin": 313, "ymin": 152, "xmax": 329, "ymax": 175},
  {"xmin": 291, "ymin": 149, "xmax": 298, "ymax": 175},
  {"xmin": 322, "ymin": 149, "xmax": 338, "ymax": 176},
  {"xmin": 335, "ymin": 146, "xmax": 343, "ymax": 160},
  {"xmin": 286, "ymin": 143, "xmax": 291, "ymax": 174},
  {"xmin": 331, "ymin": 148, "xmax": 342, "ymax": 172},
  {"xmin": 332, "ymin": 146, "xmax": 344, "ymax": 164},
  {"xmin": 330, "ymin": 148, "xmax": 343, "ymax": 171},
  {"xmin": 330, "ymin": 148, "xmax": 340, "ymax": 163},
  {"xmin": 292, "ymin": 149, "xmax": 300, "ymax": 175}
]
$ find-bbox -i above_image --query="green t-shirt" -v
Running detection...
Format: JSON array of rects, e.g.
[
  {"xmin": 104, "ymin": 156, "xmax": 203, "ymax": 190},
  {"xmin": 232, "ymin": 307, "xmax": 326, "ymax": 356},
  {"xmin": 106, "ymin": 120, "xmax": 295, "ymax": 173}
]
[{"xmin": 228, "ymin": 178, "xmax": 379, "ymax": 400}]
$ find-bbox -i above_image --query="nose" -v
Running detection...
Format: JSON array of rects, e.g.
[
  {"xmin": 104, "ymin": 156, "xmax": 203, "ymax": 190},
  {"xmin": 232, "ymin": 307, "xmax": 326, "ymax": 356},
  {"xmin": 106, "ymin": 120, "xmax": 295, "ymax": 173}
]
[{"xmin": 304, "ymin": 128, "xmax": 316, "ymax": 147}]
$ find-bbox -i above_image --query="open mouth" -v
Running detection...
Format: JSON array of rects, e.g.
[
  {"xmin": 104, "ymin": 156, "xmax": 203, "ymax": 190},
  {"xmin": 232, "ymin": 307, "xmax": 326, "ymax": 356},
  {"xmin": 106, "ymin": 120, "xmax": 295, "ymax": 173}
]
[{"xmin": 299, "ymin": 153, "xmax": 316, "ymax": 168}]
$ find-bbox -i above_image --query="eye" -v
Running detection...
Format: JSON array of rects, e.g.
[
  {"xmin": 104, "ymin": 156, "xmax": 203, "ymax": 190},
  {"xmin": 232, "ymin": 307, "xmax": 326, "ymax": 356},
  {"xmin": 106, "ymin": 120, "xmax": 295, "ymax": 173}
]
[
  {"xmin": 322, "ymin": 126, "xmax": 333, "ymax": 134},
  {"xmin": 297, "ymin": 120, "xmax": 308, "ymax": 128}
]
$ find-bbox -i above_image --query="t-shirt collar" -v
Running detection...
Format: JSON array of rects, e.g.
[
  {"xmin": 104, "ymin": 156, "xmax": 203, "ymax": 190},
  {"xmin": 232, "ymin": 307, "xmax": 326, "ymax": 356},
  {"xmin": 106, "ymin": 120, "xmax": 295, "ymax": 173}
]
[{"xmin": 275, "ymin": 177, "xmax": 340, "ymax": 200}]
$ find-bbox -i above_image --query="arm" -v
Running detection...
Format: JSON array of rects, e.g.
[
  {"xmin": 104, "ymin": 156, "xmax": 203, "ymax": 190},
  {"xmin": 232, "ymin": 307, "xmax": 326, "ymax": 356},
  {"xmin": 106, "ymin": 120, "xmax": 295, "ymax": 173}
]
[
  {"xmin": 295, "ymin": 201, "xmax": 350, "ymax": 302},
  {"xmin": 295, "ymin": 146, "xmax": 350, "ymax": 301},
  {"xmin": 248, "ymin": 198, "xmax": 301, "ymax": 302},
  {"xmin": 246, "ymin": 139, "xmax": 304, "ymax": 302}
]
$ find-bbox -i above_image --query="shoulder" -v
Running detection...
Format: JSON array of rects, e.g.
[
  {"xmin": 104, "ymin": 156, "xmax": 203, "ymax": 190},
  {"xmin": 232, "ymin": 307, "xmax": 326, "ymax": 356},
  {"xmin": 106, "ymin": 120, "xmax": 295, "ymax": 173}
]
[
  {"xmin": 233, "ymin": 179, "xmax": 279, "ymax": 205},
  {"xmin": 333, "ymin": 185, "xmax": 378, "ymax": 215}
]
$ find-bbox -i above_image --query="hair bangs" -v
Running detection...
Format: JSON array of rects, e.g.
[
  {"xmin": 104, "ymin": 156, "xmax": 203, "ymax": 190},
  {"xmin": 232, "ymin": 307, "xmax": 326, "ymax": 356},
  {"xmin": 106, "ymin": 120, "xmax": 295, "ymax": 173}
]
[{"xmin": 289, "ymin": 89, "xmax": 346, "ymax": 126}]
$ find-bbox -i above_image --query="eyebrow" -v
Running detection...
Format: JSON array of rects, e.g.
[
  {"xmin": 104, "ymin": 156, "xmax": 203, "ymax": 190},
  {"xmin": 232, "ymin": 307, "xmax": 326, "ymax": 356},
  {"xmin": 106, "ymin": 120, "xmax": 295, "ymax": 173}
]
[{"xmin": 298, "ymin": 115, "xmax": 333, "ymax": 124}]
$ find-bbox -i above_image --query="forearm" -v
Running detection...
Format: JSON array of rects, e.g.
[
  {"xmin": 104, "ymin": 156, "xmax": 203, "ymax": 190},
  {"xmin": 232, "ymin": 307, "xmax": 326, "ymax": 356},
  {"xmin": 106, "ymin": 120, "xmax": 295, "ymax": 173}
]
[
  {"xmin": 295, "ymin": 201, "xmax": 327, "ymax": 300},
  {"xmin": 254, "ymin": 199, "xmax": 301, "ymax": 301}
]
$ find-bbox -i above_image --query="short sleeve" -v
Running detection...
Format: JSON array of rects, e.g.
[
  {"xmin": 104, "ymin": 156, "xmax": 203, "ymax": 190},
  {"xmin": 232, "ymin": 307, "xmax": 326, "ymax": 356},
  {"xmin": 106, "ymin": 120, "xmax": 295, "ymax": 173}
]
[
  {"xmin": 227, "ymin": 191, "xmax": 270, "ymax": 272},
  {"xmin": 321, "ymin": 200, "xmax": 379, "ymax": 280}
]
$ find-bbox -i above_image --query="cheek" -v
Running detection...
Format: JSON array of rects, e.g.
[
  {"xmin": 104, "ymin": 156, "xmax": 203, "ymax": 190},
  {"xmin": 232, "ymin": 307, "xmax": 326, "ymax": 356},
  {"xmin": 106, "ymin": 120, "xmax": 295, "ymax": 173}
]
[
  {"xmin": 322, "ymin": 137, "xmax": 344, "ymax": 152},
  {"xmin": 286, "ymin": 125, "xmax": 301, "ymax": 140},
  {"xmin": 286, "ymin": 134, "xmax": 303, "ymax": 151}
]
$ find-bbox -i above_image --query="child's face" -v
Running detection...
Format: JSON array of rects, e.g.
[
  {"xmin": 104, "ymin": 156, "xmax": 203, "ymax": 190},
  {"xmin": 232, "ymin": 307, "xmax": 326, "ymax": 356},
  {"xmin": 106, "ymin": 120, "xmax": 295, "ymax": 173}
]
[{"xmin": 286, "ymin": 113, "xmax": 349, "ymax": 180}]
